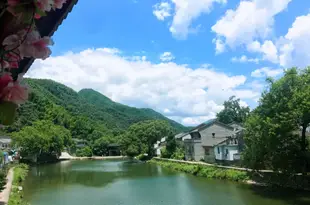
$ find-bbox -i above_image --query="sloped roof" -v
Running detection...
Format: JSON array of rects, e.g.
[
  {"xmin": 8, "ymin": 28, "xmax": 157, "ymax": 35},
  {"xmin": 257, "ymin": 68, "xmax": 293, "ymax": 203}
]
[
  {"xmin": 190, "ymin": 119, "xmax": 234, "ymax": 133},
  {"xmin": 13, "ymin": 0, "xmax": 79, "ymax": 80},
  {"xmin": 202, "ymin": 137, "xmax": 228, "ymax": 147}
]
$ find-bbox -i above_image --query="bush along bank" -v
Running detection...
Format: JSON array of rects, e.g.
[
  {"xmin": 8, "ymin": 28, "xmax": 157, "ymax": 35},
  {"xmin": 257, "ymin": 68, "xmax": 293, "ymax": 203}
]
[
  {"xmin": 149, "ymin": 159, "xmax": 249, "ymax": 182},
  {"xmin": 8, "ymin": 164, "xmax": 29, "ymax": 205}
]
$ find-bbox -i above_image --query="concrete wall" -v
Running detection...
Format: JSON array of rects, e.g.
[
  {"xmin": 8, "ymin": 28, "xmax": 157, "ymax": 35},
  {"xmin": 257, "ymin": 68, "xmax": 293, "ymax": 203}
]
[
  {"xmin": 200, "ymin": 124, "xmax": 234, "ymax": 146},
  {"xmin": 214, "ymin": 145, "xmax": 224, "ymax": 160},
  {"xmin": 184, "ymin": 140, "xmax": 204, "ymax": 161},
  {"xmin": 193, "ymin": 141, "xmax": 204, "ymax": 161},
  {"xmin": 204, "ymin": 147, "xmax": 216, "ymax": 163},
  {"xmin": 214, "ymin": 145, "xmax": 239, "ymax": 161}
]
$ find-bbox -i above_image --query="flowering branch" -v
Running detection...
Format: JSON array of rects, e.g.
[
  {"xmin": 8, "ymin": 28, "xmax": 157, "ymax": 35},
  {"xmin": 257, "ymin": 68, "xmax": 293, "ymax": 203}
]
[{"xmin": 0, "ymin": 0, "xmax": 67, "ymax": 125}]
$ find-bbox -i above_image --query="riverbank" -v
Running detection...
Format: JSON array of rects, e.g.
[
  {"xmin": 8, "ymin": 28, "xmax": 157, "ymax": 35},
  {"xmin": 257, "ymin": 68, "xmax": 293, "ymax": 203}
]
[
  {"xmin": 149, "ymin": 158, "xmax": 310, "ymax": 190},
  {"xmin": 0, "ymin": 168, "xmax": 14, "ymax": 204},
  {"xmin": 7, "ymin": 164, "xmax": 29, "ymax": 205},
  {"xmin": 149, "ymin": 158, "xmax": 250, "ymax": 182},
  {"xmin": 59, "ymin": 152, "xmax": 129, "ymax": 161}
]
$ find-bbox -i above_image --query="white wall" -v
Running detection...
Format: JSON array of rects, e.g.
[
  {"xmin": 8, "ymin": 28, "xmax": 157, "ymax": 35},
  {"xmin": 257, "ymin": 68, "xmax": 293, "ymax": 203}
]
[
  {"xmin": 214, "ymin": 146, "xmax": 223, "ymax": 160},
  {"xmin": 214, "ymin": 145, "xmax": 239, "ymax": 161}
]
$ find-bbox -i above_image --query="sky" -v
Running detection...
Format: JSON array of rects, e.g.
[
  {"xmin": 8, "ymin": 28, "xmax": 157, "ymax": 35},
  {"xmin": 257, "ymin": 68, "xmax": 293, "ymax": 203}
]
[{"xmin": 26, "ymin": 0, "xmax": 310, "ymax": 126}]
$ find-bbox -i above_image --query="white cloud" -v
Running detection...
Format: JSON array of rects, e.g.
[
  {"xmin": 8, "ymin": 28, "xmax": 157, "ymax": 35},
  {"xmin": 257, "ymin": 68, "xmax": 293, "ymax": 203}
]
[
  {"xmin": 247, "ymin": 41, "xmax": 261, "ymax": 52},
  {"xmin": 165, "ymin": 0, "xmax": 227, "ymax": 39},
  {"xmin": 251, "ymin": 67, "xmax": 283, "ymax": 78},
  {"xmin": 278, "ymin": 13, "xmax": 310, "ymax": 67},
  {"xmin": 213, "ymin": 38, "xmax": 225, "ymax": 54},
  {"xmin": 212, "ymin": 0, "xmax": 292, "ymax": 50},
  {"xmin": 260, "ymin": 40, "xmax": 278, "ymax": 63},
  {"xmin": 160, "ymin": 52, "xmax": 175, "ymax": 62},
  {"xmin": 27, "ymin": 48, "xmax": 258, "ymax": 126},
  {"xmin": 231, "ymin": 55, "xmax": 259, "ymax": 64},
  {"xmin": 153, "ymin": 2, "xmax": 172, "ymax": 21}
]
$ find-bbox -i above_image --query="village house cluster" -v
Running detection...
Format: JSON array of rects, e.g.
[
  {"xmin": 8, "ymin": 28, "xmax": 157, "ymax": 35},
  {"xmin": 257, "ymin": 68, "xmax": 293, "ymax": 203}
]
[{"xmin": 154, "ymin": 119, "xmax": 244, "ymax": 164}]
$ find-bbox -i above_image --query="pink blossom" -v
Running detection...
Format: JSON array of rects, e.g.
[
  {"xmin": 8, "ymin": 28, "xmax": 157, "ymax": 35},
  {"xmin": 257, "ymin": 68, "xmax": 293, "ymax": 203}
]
[
  {"xmin": 53, "ymin": 0, "xmax": 66, "ymax": 9},
  {"xmin": 0, "ymin": 74, "xmax": 13, "ymax": 94},
  {"xmin": 19, "ymin": 36, "xmax": 53, "ymax": 60},
  {"xmin": 36, "ymin": 0, "xmax": 54, "ymax": 12},
  {"xmin": 0, "ymin": 61, "xmax": 10, "ymax": 69},
  {"xmin": 34, "ymin": 13, "xmax": 42, "ymax": 19},
  {"xmin": 1, "ymin": 82, "xmax": 28, "ymax": 104},
  {"xmin": 7, "ymin": 0, "xmax": 20, "ymax": 7}
]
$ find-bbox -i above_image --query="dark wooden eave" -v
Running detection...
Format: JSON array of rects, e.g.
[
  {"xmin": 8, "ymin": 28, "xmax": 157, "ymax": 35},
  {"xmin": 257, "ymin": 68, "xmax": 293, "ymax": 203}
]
[{"xmin": 12, "ymin": 0, "xmax": 78, "ymax": 80}]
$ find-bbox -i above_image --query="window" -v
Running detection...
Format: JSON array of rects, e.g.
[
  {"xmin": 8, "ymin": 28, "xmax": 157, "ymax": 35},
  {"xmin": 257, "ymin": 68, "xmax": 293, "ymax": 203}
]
[
  {"xmin": 225, "ymin": 149, "xmax": 229, "ymax": 156},
  {"xmin": 212, "ymin": 133, "xmax": 215, "ymax": 138},
  {"xmin": 205, "ymin": 147, "xmax": 210, "ymax": 155},
  {"xmin": 217, "ymin": 147, "xmax": 220, "ymax": 154}
]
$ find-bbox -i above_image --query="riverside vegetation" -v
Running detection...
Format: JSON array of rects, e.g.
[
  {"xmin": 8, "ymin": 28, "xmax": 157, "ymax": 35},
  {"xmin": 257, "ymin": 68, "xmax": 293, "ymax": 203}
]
[
  {"xmin": 149, "ymin": 159, "xmax": 249, "ymax": 182},
  {"xmin": 8, "ymin": 163, "xmax": 29, "ymax": 205}
]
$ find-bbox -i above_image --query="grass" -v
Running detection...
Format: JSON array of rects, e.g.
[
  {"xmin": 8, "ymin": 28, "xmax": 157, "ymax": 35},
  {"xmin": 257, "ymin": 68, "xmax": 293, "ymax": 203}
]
[
  {"xmin": 8, "ymin": 163, "xmax": 29, "ymax": 205},
  {"xmin": 149, "ymin": 159, "xmax": 250, "ymax": 182}
]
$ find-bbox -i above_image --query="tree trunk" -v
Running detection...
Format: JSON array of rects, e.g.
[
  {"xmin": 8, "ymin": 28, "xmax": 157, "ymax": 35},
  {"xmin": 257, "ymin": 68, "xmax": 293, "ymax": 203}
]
[{"xmin": 301, "ymin": 124, "xmax": 307, "ymax": 175}]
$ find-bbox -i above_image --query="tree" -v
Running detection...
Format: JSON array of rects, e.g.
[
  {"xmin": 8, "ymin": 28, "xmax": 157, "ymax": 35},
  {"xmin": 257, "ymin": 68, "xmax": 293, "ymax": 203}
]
[
  {"xmin": 76, "ymin": 146, "xmax": 92, "ymax": 157},
  {"xmin": 217, "ymin": 96, "xmax": 250, "ymax": 124},
  {"xmin": 164, "ymin": 134, "xmax": 177, "ymax": 158},
  {"xmin": 119, "ymin": 120, "xmax": 174, "ymax": 157},
  {"xmin": 92, "ymin": 136, "xmax": 114, "ymax": 156},
  {"xmin": 12, "ymin": 120, "xmax": 71, "ymax": 158},
  {"xmin": 243, "ymin": 67, "xmax": 310, "ymax": 174}
]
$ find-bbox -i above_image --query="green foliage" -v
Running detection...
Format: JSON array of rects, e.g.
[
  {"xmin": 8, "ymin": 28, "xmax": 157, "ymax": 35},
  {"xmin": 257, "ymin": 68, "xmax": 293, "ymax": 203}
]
[
  {"xmin": 11, "ymin": 120, "xmax": 72, "ymax": 158},
  {"xmin": 171, "ymin": 147, "xmax": 185, "ymax": 160},
  {"xmin": 217, "ymin": 96, "xmax": 250, "ymax": 124},
  {"xmin": 149, "ymin": 159, "xmax": 249, "ymax": 182},
  {"xmin": 136, "ymin": 154, "xmax": 149, "ymax": 161},
  {"xmin": 92, "ymin": 136, "xmax": 114, "ymax": 156},
  {"xmin": 76, "ymin": 146, "xmax": 92, "ymax": 157},
  {"xmin": 119, "ymin": 120, "xmax": 174, "ymax": 157},
  {"xmin": 8, "ymin": 164, "xmax": 29, "ymax": 205},
  {"xmin": 3, "ymin": 78, "xmax": 188, "ymax": 157},
  {"xmin": 243, "ymin": 67, "xmax": 310, "ymax": 174},
  {"xmin": 165, "ymin": 134, "xmax": 176, "ymax": 158}
]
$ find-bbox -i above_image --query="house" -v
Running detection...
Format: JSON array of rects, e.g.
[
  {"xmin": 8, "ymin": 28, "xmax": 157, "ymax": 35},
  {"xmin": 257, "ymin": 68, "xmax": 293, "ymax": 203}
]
[
  {"xmin": 0, "ymin": 137, "xmax": 11, "ymax": 150},
  {"xmin": 154, "ymin": 137, "xmax": 167, "ymax": 156},
  {"xmin": 175, "ymin": 132, "xmax": 191, "ymax": 141},
  {"xmin": 107, "ymin": 144, "xmax": 121, "ymax": 156},
  {"xmin": 73, "ymin": 138, "xmax": 87, "ymax": 148},
  {"xmin": 184, "ymin": 119, "xmax": 243, "ymax": 163}
]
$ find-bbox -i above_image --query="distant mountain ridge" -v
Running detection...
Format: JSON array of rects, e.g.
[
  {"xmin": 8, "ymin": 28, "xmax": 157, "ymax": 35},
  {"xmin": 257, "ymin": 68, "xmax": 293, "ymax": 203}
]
[{"xmin": 8, "ymin": 79, "xmax": 187, "ymax": 134}]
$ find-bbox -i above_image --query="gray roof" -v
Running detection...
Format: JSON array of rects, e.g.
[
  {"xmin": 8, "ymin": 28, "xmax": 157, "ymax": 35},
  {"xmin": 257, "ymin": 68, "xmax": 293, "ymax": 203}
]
[
  {"xmin": 202, "ymin": 136, "xmax": 229, "ymax": 147},
  {"xmin": 190, "ymin": 119, "xmax": 234, "ymax": 133},
  {"xmin": 174, "ymin": 132, "xmax": 186, "ymax": 139}
]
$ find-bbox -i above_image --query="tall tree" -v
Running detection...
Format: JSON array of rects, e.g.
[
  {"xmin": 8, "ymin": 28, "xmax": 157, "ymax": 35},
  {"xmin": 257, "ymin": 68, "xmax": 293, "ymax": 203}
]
[
  {"xmin": 217, "ymin": 96, "xmax": 250, "ymax": 124},
  {"xmin": 12, "ymin": 120, "xmax": 72, "ymax": 158},
  {"xmin": 119, "ymin": 120, "xmax": 174, "ymax": 157},
  {"xmin": 243, "ymin": 67, "xmax": 310, "ymax": 174}
]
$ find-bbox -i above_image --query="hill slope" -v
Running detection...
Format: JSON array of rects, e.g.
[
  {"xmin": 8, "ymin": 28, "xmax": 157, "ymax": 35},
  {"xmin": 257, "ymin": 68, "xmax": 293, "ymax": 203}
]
[{"xmin": 8, "ymin": 79, "xmax": 187, "ymax": 135}]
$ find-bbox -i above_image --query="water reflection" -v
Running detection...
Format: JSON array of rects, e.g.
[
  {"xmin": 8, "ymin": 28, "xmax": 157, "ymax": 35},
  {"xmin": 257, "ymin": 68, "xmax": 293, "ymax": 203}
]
[{"xmin": 23, "ymin": 160, "xmax": 310, "ymax": 205}]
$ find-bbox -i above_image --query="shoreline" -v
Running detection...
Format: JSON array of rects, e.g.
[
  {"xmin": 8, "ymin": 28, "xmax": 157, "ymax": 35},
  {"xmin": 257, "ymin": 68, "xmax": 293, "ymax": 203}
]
[
  {"xmin": 149, "ymin": 158, "xmax": 310, "ymax": 191},
  {"xmin": 0, "ymin": 168, "xmax": 14, "ymax": 205}
]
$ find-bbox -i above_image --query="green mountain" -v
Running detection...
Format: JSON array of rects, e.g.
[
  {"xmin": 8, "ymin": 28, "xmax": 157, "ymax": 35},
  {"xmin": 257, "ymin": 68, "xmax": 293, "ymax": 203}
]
[{"xmin": 7, "ymin": 78, "xmax": 187, "ymax": 137}]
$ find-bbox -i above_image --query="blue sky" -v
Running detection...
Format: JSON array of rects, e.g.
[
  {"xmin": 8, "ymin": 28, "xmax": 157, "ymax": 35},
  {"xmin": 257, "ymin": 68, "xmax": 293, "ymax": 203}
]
[{"xmin": 28, "ymin": 0, "xmax": 310, "ymax": 126}]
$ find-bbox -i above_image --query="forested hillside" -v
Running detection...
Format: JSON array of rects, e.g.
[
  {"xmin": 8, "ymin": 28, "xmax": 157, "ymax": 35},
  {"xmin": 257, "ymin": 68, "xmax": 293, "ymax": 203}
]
[{"xmin": 5, "ymin": 78, "xmax": 187, "ymax": 137}]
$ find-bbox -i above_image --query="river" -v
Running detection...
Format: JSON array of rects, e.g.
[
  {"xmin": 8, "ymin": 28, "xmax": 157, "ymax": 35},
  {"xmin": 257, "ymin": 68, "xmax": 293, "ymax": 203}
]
[{"xmin": 23, "ymin": 160, "xmax": 310, "ymax": 205}]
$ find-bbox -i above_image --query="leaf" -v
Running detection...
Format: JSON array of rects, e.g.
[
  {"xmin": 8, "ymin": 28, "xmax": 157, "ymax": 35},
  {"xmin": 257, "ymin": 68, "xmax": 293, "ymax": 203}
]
[
  {"xmin": 35, "ymin": 6, "xmax": 46, "ymax": 17},
  {"xmin": 0, "ymin": 102, "xmax": 17, "ymax": 125}
]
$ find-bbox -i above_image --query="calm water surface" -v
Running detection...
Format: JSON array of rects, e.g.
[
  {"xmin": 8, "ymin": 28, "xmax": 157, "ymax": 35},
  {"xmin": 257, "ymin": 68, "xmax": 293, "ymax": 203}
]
[{"xmin": 23, "ymin": 160, "xmax": 310, "ymax": 205}]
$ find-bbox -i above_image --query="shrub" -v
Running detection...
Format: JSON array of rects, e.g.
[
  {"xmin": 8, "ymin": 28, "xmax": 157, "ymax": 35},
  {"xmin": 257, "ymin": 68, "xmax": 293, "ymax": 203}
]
[
  {"xmin": 76, "ymin": 146, "xmax": 92, "ymax": 157},
  {"xmin": 150, "ymin": 159, "xmax": 249, "ymax": 182}
]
